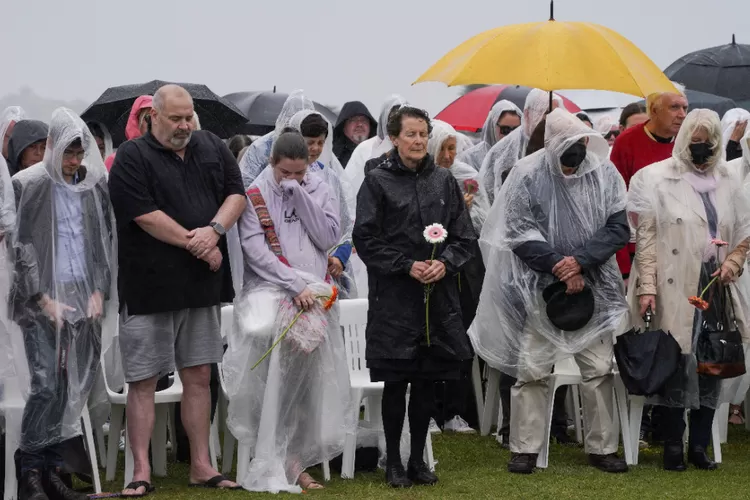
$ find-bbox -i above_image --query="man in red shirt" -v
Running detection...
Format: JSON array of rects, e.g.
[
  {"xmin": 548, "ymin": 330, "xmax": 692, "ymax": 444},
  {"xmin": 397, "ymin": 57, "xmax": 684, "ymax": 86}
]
[{"xmin": 610, "ymin": 91, "xmax": 688, "ymax": 280}]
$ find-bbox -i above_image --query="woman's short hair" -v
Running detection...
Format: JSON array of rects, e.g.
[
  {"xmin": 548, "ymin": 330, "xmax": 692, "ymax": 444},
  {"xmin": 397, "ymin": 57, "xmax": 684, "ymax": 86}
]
[
  {"xmin": 271, "ymin": 130, "xmax": 309, "ymax": 163},
  {"xmin": 300, "ymin": 113, "xmax": 329, "ymax": 139},
  {"xmin": 227, "ymin": 134, "xmax": 253, "ymax": 159},
  {"xmin": 498, "ymin": 109, "xmax": 521, "ymax": 121},
  {"xmin": 386, "ymin": 106, "xmax": 433, "ymax": 138},
  {"xmin": 619, "ymin": 102, "xmax": 647, "ymax": 128}
]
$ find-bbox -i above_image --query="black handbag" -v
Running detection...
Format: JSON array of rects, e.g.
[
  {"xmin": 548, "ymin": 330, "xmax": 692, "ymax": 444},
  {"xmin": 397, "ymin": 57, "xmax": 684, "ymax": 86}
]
[
  {"xmin": 696, "ymin": 284, "xmax": 746, "ymax": 379},
  {"xmin": 615, "ymin": 308, "xmax": 682, "ymax": 396}
]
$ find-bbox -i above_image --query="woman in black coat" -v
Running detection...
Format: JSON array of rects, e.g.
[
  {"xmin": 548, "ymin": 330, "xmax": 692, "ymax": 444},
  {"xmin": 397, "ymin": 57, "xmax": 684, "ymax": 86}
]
[{"xmin": 353, "ymin": 107, "xmax": 476, "ymax": 488}]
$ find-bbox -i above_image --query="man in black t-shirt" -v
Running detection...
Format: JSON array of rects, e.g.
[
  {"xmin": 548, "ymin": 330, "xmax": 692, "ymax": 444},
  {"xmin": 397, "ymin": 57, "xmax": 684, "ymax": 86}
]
[{"xmin": 109, "ymin": 85, "xmax": 246, "ymax": 495}]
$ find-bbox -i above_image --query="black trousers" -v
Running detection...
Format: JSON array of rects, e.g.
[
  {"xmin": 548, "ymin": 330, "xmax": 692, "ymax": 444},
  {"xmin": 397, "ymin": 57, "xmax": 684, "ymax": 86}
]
[
  {"xmin": 18, "ymin": 317, "xmax": 101, "ymax": 475},
  {"xmin": 660, "ymin": 406, "xmax": 715, "ymax": 449}
]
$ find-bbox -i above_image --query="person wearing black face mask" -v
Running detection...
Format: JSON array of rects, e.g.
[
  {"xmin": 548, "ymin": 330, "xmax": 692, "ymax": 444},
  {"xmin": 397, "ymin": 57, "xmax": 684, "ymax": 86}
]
[{"xmin": 689, "ymin": 142, "xmax": 713, "ymax": 166}]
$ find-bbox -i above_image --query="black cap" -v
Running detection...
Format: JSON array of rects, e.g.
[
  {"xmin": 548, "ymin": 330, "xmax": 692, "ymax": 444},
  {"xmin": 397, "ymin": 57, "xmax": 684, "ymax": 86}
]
[{"xmin": 542, "ymin": 281, "xmax": 595, "ymax": 332}]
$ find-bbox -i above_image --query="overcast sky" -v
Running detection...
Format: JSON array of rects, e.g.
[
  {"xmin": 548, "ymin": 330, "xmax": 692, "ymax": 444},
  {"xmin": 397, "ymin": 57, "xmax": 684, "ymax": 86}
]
[{"xmin": 2, "ymin": 0, "xmax": 748, "ymax": 117}]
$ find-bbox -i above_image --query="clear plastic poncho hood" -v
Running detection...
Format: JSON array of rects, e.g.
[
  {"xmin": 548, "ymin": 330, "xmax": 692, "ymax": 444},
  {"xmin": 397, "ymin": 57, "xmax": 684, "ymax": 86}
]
[
  {"xmin": 721, "ymin": 108, "xmax": 750, "ymax": 159},
  {"xmin": 428, "ymin": 120, "xmax": 489, "ymax": 235},
  {"xmin": 469, "ymin": 108, "xmax": 628, "ymax": 378},
  {"xmin": 457, "ymin": 100, "xmax": 521, "ymax": 171},
  {"xmin": 10, "ymin": 107, "xmax": 118, "ymax": 451},
  {"xmin": 287, "ymin": 109, "xmax": 358, "ymax": 298},
  {"xmin": 238, "ymin": 90, "xmax": 315, "ymax": 189},
  {"xmin": 479, "ymin": 89, "xmax": 563, "ymax": 204}
]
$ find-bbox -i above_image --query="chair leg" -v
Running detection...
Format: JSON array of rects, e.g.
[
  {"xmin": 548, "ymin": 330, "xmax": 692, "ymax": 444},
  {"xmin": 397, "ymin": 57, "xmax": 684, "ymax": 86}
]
[
  {"xmin": 712, "ymin": 413, "xmax": 722, "ymax": 464},
  {"xmin": 124, "ymin": 428, "xmax": 134, "ymax": 488},
  {"xmin": 106, "ymin": 405, "xmax": 124, "ymax": 482},
  {"xmin": 152, "ymin": 405, "xmax": 168, "ymax": 477},
  {"xmin": 471, "ymin": 357, "xmax": 485, "ymax": 420},
  {"xmin": 571, "ymin": 385, "xmax": 583, "ymax": 444},
  {"xmin": 341, "ymin": 389, "xmax": 363, "ymax": 479},
  {"xmin": 81, "ymin": 407, "xmax": 103, "ymax": 494},
  {"xmin": 221, "ymin": 430, "xmax": 236, "ymax": 475},
  {"xmin": 4, "ymin": 408, "xmax": 22, "ymax": 500},
  {"xmin": 536, "ymin": 379, "xmax": 558, "ymax": 469},
  {"xmin": 236, "ymin": 443, "xmax": 251, "ymax": 484},
  {"xmin": 480, "ymin": 369, "xmax": 500, "ymax": 436},
  {"xmin": 321, "ymin": 460, "xmax": 331, "ymax": 482},
  {"xmin": 424, "ymin": 429, "xmax": 436, "ymax": 471},
  {"xmin": 209, "ymin": 418, "xmax": 219, "ymax": 470},
  {"xmin": 613, "ymin": 376, "xmax": 633, "ymax": 465},
  {"xmin": 744, "ymin": 389, "xmax": 750, "ymax": 432},
  {"xmin": 717, "ymin": 402, "xmax": 729, "ymax": 444},
  {"xmin": 628, "ymin": 396, "xmax": 645, "ymax": 465},
  {"xmin": 95, "ymin": 427, "xmax": 107, "ymax": 469}
]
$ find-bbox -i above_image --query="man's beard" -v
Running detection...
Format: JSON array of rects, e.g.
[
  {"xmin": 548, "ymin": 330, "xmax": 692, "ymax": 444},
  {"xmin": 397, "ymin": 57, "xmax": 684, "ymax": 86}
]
[
  {"xmin": 170, "ymin": 131, "xmax": 192, "ymax": 149},
  {"xmin": 351, "ymin": 133, "xmax": 368, "ymax": 144}
]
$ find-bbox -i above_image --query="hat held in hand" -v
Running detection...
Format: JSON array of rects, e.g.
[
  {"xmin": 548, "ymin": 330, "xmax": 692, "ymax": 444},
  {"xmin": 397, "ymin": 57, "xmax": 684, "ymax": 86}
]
[{"xmin": 542, "ymin": 281, "xmax": 595, "ymax": 331}]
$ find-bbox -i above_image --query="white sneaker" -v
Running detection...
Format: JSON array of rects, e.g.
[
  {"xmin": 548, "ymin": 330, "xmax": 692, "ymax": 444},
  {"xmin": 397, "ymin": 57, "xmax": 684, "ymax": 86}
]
[
  {"xmin": 443, "ymin": 416, "xmax": 476, "ymax": 434},
  {"xmin": 118, "ymin": 432, "xmax": 125, "ymax": 451},
  {"xmin": 429, "ymin": 418, "xmax": 442, "ymax": 434}
]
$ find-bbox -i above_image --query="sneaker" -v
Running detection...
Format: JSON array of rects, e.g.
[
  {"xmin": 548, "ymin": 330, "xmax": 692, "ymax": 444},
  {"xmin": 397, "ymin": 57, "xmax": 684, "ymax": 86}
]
[
  {"xmin": 118, "ymin": 434, "xmax": 125, "ymax": 451},
  {"xmin": 638, "ymin": 429, "xmax": 649, "ymax": 450},
  {"xmin": 443, "ymin": 416, "xmax": 476, "ymax": 434},
  {"xmin": 428, "ymin": 418, "xmax": 442, "ymax": 434},
  {"xmin": 507, "ymin": 453, "xmax": 537, "ymax": 474}
]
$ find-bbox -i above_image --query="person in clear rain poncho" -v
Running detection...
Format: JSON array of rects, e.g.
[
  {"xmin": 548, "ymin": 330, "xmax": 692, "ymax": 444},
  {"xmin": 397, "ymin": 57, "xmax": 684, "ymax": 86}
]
[
  {"xmin": 2, "ymin": 105, "xmax": 26, "ymax": 160},
  {"xmin": 223, "ymin": 131, "xmax": 353, "ymax": 493},
  {"xmin": 238, "ymin": 90, "xmax": 315, "ymax": 189},
  {"xmin": 11, "ymin": 108, "xmax": 116, "ymax": 500},
  {"xmin": 628, "ymin": 109, "xmax": 750, "ymax": 471},
  {"xmin": 479, "ymin": 89, "xmax": 563, "ymax": 205},
  {"xmin": 469, "ymin": 108, "xmax": 630, "ymax": 475},
  {"xmin": 457, "ymin": 100, "xmax": 522, "ymax": 172},
  {"xmin": 286, "ymin": 109, "xmax": 358, "ymax": 298},
  {"xmin": 720, "ymin": 108, "xmax": 749, "ymax": 162}
]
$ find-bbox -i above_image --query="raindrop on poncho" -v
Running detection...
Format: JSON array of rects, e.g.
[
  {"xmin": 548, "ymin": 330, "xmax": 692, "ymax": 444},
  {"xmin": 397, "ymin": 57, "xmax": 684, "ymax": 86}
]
[
  {"xmin": 10, "ymin": 108, "xmax": 118, "ymax": 451},
  {"xmin": 469, "ymin": 108, "xmax": 629, "ymax": 378},
  {"xmin": 627, "ymin": 108, "xmax": 750, "ymax": 409},
  {"xmin": 238, "ymin": 90, "xmax": 315, "ymax": 189},
  {"xmin": 287, "ymin": 109, "xmax": 358, "ymax": 298},
  {"xmin": 457, "ymin": 100, "xmax": 521, "ymax": 171},
  {"xmin": 479, "ymin": 89, "xmax": 563, "ymax": 205},
  {"xmin": 427, "ymin": 120, "xmax": 489, "ymax": 235}
]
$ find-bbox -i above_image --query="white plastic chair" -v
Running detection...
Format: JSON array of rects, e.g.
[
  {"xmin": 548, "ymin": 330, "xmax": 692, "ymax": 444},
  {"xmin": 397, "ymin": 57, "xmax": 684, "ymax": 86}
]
[
  {"xmin": 339, "ymin": 299, "xmax": 435, "ymax": 479},
  {"xmin": 1, "ymin": 381, "xmax": 102, "ymax": 500}
]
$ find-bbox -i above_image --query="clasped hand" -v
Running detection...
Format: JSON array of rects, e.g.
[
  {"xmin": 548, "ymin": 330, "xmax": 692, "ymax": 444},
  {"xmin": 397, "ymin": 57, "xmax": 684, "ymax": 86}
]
[
  {"xmin": 552, "ymin": 256, "xmax": 584, "ymax": 295},
  {"xmin": 410, "ymin": 260, "xmax": 446, "ymax": 284}
]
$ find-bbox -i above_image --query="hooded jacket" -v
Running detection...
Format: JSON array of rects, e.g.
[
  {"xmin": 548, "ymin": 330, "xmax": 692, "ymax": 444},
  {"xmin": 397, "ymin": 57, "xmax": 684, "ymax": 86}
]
[
  {"xmin": 7, "ymin": 120, "xmax": 49, "ymax": 176},
  {"xmin": 333, "ymin": 101, "xmax": 376, "ymax": 168},
  {"xmin": 104, "ymin": 95, "xmax": 153, "ymax": 170}
]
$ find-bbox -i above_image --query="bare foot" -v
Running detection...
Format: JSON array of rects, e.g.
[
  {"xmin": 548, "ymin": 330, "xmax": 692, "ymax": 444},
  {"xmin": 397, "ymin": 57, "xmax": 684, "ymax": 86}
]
[{"xmin": 298, "ymin": 472, "xmax": 324, "ymax": 490}]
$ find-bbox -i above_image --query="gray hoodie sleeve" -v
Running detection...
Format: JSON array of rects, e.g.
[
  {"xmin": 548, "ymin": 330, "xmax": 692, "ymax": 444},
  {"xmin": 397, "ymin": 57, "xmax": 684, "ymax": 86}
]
[{"xmin": 284, "ymin": 179, "xmax": 340, "ymax": 252}]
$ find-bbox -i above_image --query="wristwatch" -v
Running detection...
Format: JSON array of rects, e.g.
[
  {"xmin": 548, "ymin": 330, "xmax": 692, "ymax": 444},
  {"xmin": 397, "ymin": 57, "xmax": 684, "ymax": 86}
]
[{"xmin": 210, "ymin": 221, "xmax": 226, "ymax": 236}]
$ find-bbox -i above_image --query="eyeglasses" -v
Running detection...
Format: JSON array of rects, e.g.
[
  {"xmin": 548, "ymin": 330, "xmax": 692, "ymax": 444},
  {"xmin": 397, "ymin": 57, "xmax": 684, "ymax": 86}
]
[
  {"xmin": 497, "ymin": 125, "xmax": 519, "ymax": 136},
  {"xmin": 63, "ymin": 150, "xmax": 85, "ymax": 161}
]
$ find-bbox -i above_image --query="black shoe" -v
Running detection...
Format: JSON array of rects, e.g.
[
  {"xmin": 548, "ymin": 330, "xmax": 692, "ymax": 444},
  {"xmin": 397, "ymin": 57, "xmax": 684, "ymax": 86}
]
[
  {"xmin": 507, "ymin": 453, "xmax": 537, "ymax": 474},
  {"xmin": 552, "ymin": 431, "xmax": 579, "ymax": 447},
  {"xmin": 385, "ymin": 463, "xmax": 412, "ymax": 488},
  {"xmin": 407, "ymin": 460, "xmax": 438, "ymax": 486},
  {"xmin": 663, "ymin": 443, "xmax": 686, "ymax": 472},
  {"xmin": 499, "ymin": 434, "xmax": 510, "ymax": 450},
  {"xmin": 589, "ymin": 453, "xmax": 628, "ymax": 473},
  {"xmin": 20, "ymin": 470, "xmax": 49, "ymax": 500},
  {"xmin": 688, "ymin": 447, "xmax": 718, "ymax": 470},
  {"xmin": 44, "ymin": 469, "xmax": 89, "ymax": 500}
]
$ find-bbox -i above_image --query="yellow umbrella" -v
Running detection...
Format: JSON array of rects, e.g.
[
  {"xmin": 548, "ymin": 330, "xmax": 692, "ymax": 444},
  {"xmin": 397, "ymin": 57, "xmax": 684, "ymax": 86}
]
[{"xmin": 414, "ymin": 5, "xmax": 677, "ymax": 97}]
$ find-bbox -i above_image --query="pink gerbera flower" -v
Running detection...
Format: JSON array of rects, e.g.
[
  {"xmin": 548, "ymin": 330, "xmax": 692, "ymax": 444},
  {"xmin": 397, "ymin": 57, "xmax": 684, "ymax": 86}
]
[
  {"xmin": 711, "ymin": 238, "xmax": 729, "ymax": 247},
  {"xmin": 423, "ymin": 223, "xmax": 448, "ymax": 244}
]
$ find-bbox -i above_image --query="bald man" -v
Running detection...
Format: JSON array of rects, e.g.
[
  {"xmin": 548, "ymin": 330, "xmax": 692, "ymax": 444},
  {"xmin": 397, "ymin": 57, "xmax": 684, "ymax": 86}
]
[{"xmin": 109, "ymin": 85, "xmax": 247, "ymax": 495}]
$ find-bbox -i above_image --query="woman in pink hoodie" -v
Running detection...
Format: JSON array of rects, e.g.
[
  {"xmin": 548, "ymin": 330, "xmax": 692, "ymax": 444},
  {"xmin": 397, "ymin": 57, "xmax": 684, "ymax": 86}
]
[{"xmin": 104, "ymin": 95, "xmax": 153, "ymax": 170}]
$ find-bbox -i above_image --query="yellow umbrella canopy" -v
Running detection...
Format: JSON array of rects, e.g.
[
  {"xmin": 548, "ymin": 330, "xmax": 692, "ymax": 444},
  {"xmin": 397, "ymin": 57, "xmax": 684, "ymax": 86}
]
[{"xmin": 414, "ymin": 17, "xmax": 677, "ymax": 98}]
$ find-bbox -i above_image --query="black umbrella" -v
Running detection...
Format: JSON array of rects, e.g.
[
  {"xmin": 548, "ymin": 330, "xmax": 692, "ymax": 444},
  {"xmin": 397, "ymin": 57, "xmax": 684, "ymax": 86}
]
[
  {"xmin": 223, "ymin": 90, "xmax": 338, "ymax": 136},
  {"xmin": 81, "ymin": 80, "xmax": 248, "ymax": 146},
  {"xmin": 636, "ymin": 89, "xmax": 737, "ymax": 118},
  {"xmin": 665, "ymin": 35, "xmax": 750, "ymax": 111}
]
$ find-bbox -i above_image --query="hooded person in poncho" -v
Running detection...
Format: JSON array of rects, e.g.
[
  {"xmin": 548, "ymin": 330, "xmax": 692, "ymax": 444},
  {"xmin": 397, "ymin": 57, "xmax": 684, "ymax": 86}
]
[
  {"xmin": 223, "ymin": 131, "xmax": 353, "ymax": 493},
  {"xmin": 457, "ymin": 100, "xmax": 521, "ymax": 172},
  {"xmin": 286, "ymin": 109, "xmax": 358, "ymax": 298},
  {"xmin": 2, "ymin": 105, "xmax": 26, "ymax": 161},
  {"xmin": 238, "ymin": 90, "xmax": 315, "ymax": 189},
  {"xmin": 11, "ymin": 108, "xmax": 117, "ymax": 500},
  {"xmin": 7, "ymin": 119, "xmax": 50, "ymax": 176},
  {"xmin": 332, "ymin": 101, "xmax": 377, "ymax": 168},
  {"xmin": 479, "ymin": 90, "xmax": 563, "ymax": 205},
  {"xmin": 720, "ymin": 108, "xmax": 749, "ymax": 162},
  {"xmin": 628, "ymin": 109, "xmax": 750, "ymax": 471},
  {"xmin": 469, "ymin": 108, "xmax": 630, "ymax": 475}
]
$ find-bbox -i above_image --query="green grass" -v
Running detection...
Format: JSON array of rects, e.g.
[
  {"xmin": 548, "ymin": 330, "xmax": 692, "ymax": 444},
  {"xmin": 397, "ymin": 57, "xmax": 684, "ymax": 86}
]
[{"xmin": 97, "ymin": 427, "xmax": 750, "ymax": 499}]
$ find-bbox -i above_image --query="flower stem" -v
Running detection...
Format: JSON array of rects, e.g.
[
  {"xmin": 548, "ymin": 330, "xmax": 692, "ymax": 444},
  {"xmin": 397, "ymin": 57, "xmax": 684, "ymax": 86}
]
[
  {"xmin": 425, "ymin": 244, "xmax": 438, "ymax": 347},
  {"xmin": 251, "ymin": 309, "xmax": 304, "ymax": 370},
  {"xmin": 699, "ymin": 276, "xmax": 719, "ymax": 298}
]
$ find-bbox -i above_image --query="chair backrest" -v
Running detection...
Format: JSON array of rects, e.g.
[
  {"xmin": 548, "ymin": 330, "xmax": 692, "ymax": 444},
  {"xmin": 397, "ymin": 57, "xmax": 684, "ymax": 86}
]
[
  {"xmin": 220, "ymin": 304, "xmax": 234, "ymax": 342},
  {"xmin": 554, "ymin": 357, "xmax": 582, "ymax": 377},
  {"xmin": 339, "ymin": 299, "xmax": 369, "ymax": 376}
]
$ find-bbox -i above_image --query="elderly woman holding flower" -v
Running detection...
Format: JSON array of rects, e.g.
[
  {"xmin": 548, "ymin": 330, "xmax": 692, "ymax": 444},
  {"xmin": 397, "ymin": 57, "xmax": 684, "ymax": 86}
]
[
  {"xmin": 628, "ymin": 109, "xmax": 750, "ymax": 472},
  {"xmin": 353, "ymin": 106, "xmax": 476, "ymax": 488}
]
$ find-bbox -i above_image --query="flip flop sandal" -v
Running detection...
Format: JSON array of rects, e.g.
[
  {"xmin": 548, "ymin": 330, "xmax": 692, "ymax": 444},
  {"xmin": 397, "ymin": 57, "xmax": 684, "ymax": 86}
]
[
  {"xmin": 121, "ymin": 481, "xmax": 155, "ymax": 498},
  {"xmin": 188, "ymin": 474, "xmax": 242, "ymax": 489}
]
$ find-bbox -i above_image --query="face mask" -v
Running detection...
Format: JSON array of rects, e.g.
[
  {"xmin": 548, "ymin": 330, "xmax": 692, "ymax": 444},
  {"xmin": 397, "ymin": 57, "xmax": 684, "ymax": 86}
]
[
  {"xmin": 560, "ymin": 142, "xmax": 587, "ymax": 170},
  {"xmin": 689, "ymin": 142, "xmax": 713, "ymax": 166}
]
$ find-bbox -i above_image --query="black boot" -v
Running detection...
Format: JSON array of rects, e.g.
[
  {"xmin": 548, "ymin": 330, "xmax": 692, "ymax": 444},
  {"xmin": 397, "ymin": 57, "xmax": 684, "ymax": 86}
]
[
  {"xmin": 44, "ymin": 469, "xmax": 89, "ymax": 500},
  {"xmin": 688, "ymin": 446, "xmax": 718, "ymax": 470},
  {"xmin": 588, "ymin": 453, "xmax": 628, "ymax": 473},
  {"xmin": 507, "ymin": 453, "xmax": 537, "ymax": 474},
  {"xmin": 385, "ymin": 463, "xmax": 412, "ymax": 488},
  {"xmin": 407, "ymin": 459, "xmax": 438, "ymax": 486},
  {"xmin": 663, "ymin": 443, "xmax": 686, "ymax": 472},
  {"xmin": 20, "ymin": 470, "xmax": 49, "ymax": 500}
]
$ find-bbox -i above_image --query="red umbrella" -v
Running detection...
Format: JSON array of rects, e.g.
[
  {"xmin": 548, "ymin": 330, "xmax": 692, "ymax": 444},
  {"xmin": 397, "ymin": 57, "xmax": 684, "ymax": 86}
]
[{"xmin": 436, "ymin": 85, "xmax": 581, "ymax": 133}]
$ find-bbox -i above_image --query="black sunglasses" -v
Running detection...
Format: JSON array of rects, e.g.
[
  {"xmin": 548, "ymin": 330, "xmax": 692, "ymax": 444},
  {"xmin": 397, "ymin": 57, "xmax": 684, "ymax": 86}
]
[{"xmin": 498, "ymin": 125, "xmax": 519, "ymax": 136}]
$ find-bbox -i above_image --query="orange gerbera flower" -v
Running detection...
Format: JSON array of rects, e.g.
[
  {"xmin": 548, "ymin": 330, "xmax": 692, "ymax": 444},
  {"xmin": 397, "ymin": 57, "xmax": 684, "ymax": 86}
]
[
  {"xmin": 323, "ymin": 286, "xmax": 339, "ymax": 311},
  {"xmin": 688, "ymin": 296, "xmax": 710, "ymax": 311}
]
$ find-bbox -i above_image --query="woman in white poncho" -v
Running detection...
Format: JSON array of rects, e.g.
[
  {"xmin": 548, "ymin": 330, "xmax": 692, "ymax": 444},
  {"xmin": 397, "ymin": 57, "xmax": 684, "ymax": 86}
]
[
  {"xmin": 458, "ymin": 100, "xmax": 521, "ymax": 172},
  {"xmin": 470, "ymin": 108, "xmax": 630, "ymax": 474},
  {"xmin": 223, "ymin": 132, "xmax": 353, "ymax": 493},
  {"xmin": 721, "ymin": 108, "xmax": 749, "ymax": 161},
  {"xmin": 479, "ymin": 90, "xmax": 563, "ymax": 205},
  {"xmin": 628, "ymin": 109, "xmax": 750, "ymax": 471}
]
